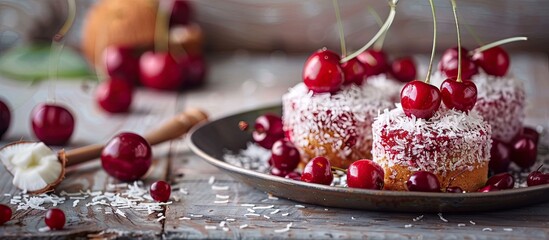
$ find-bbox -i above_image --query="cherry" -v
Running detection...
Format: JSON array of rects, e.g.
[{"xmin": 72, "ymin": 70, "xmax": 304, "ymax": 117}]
[
  {"xmin": 95, "ymin": 78, "xmax": 133, "ymax": 113},
  {"xmin": 167, "ymin": 0, "xmax": 193, "ymax": 26},
  {"xmin": 271, "ymin": 139, "xmax": 300, "ymax": 171},
  {"xmin": 445, "ymin": 186, "xmax": 463, "ymax": 193},
  {"xmin": 438, "ymin": 47, "xmax": 478, "ymax": 80},
  {"xmin": 486, "ymin": 172, "xmax": 514, "ymax": 190},
  {"xmin": 270, "ymin": 167, "xmax": 291, "ymax": 177},
  {"xmin": 302, "ymin": 49, "xmax": 344, "ymax": 93},
  {"xmin": 150, "ymin": 180, "xmax": 171, "ymax": 202},
  {"xmin": 440, "ymin": 78, "xmax": 477, "ymax": 112},
  {"xmin": 527, "ymin": 168, "xmax": 549, "ymax": 186},
  {"xmin": 284, "ymin": 172, "xmax": 302, "ymax": 181},
  {"xmin": 0, "ymin": 204, "xmax": 11, "ymax": 225},
  {"xmin": 510, "ymin": 135, "xmax": 537, "ymax": 169},
  {"xmin": 31, "ymin": 103, "xmax": 75, "ymax": 145},
  {"xmin": 139, "ymin": 51, "xmax": 186, "ymax": 91},
  {"xmin": 400, "ymin": 80, "xmax": 442, "ymax": 119},
  {"xmin": 472, "ymin": 46, "xmax": 510, "ymax": 77},
  {"xmin": 301, "ymin": 156, "xmax": 333, "ymax": 185},
  {"xmin": 356, "ymin": 49, "xmax": 389, "ymax": 76},
  {"xmin": 102, "ymin": 46, "xmax": 140, "ymax": 83},
  {"xmin": 45, "ymin": 208, "xmax": 65, "ymax": 230},
  {"xmin": 252, "ymin": 114, "xmax": 284, "ymax": 149},
  {"xmin": 346, "ymin": 159, "xmax": 384, "ymax": 190},
  {"xmin": 0, "ymin": 99, "xmax": 10, "ymax": 139},
  {"xmin": 391, "ymin": 57, "xmax": 417, "ymax": 83},
  {"xmin": 489, "ymin": 138, "xmax": 511, "ymax": 174},
  {"xmin": 522, "ymin": 127, "xmax": 539, "ymax": 145},
  {"xmin": 101, "ymin": 132, "xmax": 152, "ymax": 181},
  {"xmin": 340, "ymin": 57, "xmax": 367, "ymax": 85},
  {"xmin": 477, "ymin": 185, "xmax": 500, "ymax": 192},
  {"xmin": 406, "ymin": 171, "xmax": 441, "ymax": 192},
  {"xmin": 182, "ymin": 53, "xmax": 207, "ymax": 88}
]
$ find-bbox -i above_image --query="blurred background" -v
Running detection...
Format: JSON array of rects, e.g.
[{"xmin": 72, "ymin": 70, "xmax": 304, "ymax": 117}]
[{"xmin": 1, "ymin": 0, "xmax": 548, "ymax": 55}]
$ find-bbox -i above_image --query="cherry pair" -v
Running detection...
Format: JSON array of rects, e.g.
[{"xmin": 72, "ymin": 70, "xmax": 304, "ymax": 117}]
[
  {"xmin": 440, "ymin": 46, "xmax": 510, "ymax": 78},
  {"xmin": 489, "ymin": 127, "xmax": 539, "ymax": 173}
]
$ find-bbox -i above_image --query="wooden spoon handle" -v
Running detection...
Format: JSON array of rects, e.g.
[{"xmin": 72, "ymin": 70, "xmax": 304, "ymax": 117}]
[{"xmin": 65, "ymin": 108, "xmax": 208, "ymax": 167}]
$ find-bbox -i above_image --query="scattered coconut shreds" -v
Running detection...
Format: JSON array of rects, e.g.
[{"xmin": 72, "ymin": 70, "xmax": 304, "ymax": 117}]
[
  {"xmin": 156, "ymin": 216, "xmax": 166, "ymax": 222},
  {"xmin": 351, "ymin": 217, "xmax": 356, "ymax": 220},
  {"xmin": 247, "ymin": 208, "xmax": 256, "ymax": 213},
  {"xmin": 470, "ymin": 220, "xmax": 476, "ymax": 225},
  {"xmin": 216, "ymin": 194, "xmax": 230, "ymax": 199},
  {"xmin": 208, "ymin": 176, "xmax": 216, "ymax": 185},
  {"xmin": 38, "ymin": 226, "xmax": 51, "ymax": 232},
  {"xmin": 482, "ymin": 228, "xmax": 493, "ymax": 232},
  {"xmin": 281, "ymin": 213, "xmax": 290, "ymax": 216},
  {"xmin": 4, "ymin": 193, "xmax": 11, "ymax": 196},
  {"xmin": 226, "ymin": 218, "xmax": 236, "ymax": 222},
  {"xmin": 274, "ymin": 222, "xmax": 293, "ymax": 233},
  {"xmin": 72, "ymin": 200, "xmax": 80, "ymax": 207},
  {"xmin": 211, "ymin": 185, "xmax": 229, "ymax": 191},
  {"xmin": 458, "ymin": 223, "xmax": 466, "ymax": 227},
  {"xmin": 413, "ymin": 215, "xmax": 424, "ymax": 222},
  {"xmin": 295, "ymin": 205, "xmax": 305, "ymax": 208},
  {"xmin": 263, "ymin": 215, "xmax": 271, "ymax": 219},
  {"xmin": 241, "ymin": 204, "xmax": 255, "ymax": 207},
  {"xmin": 115, "ymin": 209, "xmax": 126, "ymax": 218},
  {"xmin": 205, "ymin": 226, "xmax": 217, "ymax": 230},
  {"xmin": 179, "ymin": 217, "xmax": 191, "ymax": 220},
  {"xmin": 270, "ymin": 209, "xmax": 280, "ymax": 215},
  {"xmin": 245, "ymin": 213, "xmax": 260, "ymax": 217},
  {"xmin": 239, "ymin": 224, "xmax": 249, "ymax": 229},
  {"xmin": 223, "ymin": 227, "xmax": 230, "ymax": 232},
  {"xmin": 404, "ymin": 224, "xmax": 413, "ymax": 228},
  {"xmin": 157, "ymin": 213, "xmax": 163, "ymax": 217},
  {"xmin": 179, "ymin": 188, "xmax": 189, "ymax": 195},
  {"xmin": 503, "ymin": 228, "xmax": 513, "ymax": 232},
  {"xmin": 438, "ymin": 213, "xmax": 448, "ymax": 223},
  {"xmin": 214, "ymin": 200, "xmax": 229, "ymax": 204},
  {"xmin": 253, "ymin": 205, "xmax": 274, "ymax": 210},
  {"xmin": 190, "ymin": 214, "xmax": 203, "ymax": 218},
  {"xmin": 219, "ymin": 221, "xmax": 226, "ymax": 227}
]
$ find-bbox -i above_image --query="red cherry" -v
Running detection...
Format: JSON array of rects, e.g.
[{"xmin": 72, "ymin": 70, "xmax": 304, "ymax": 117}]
[
  {"xmin": 301, "ymin": 156, "xmax": 333, "ymax": 185},
  {"xmin": 253, "ymin": 114, "xmax": 284, "ymax": 149},
  {"xmin": 95, "ymin": 78, "xmax": 133, "ymax": 113},
  {"xmin": 440, "ymin": 78, "xmax": 477, "ymax": 112},
  {"xmin": 477, "ymin": 185, "xmax": 500, "ymax": 192},
  {"xmin": 271, "ymin": 139, "xmax": 300, "ymax": 171},
  {"xmin": 101, "ymin": 132, "xmax": 152, "ymax": 181},
  {"xmin": 270, "ymin": 167, "xmax": 291, "ymax": 177},
  {"xmin": 340, "ymin": 57, "xmax": 367, "ymax": 85},
  {"xmin": 150, "ymin": 180, "xmax": 171, "ymax": 202},
  {"xmin": 438, "ymin": 47, "xmax": 478, "ymax": 79},
  {"xmin": 391, "ymin": 57, "xmax": 417, "ymax": 83},
  {"xmin": 31, "ymin": 103, "xmax": 75, "ymax": 145},
  {"xmin": 406, "ymin": 171, "xmax": 441, "ymax": 192},
  {"xmin": 356, "ymin": 49, "xmax": 389, "ymax": 76},
  {"xmin": 302, "ymin": 49, "xmax": 344, "ymax": 93},
  {"xmin": 102, "ymin": 46, "xmax": 140, "ymax": 84},
  {"xmin": 472, "ymin": 46, "xmax": 510, "ymax": 77},
  {"xmin": 139, "ymin": 52, "xmax": 186, "ymax": 91},
  {"xmin": 510, "ymin": 135, "xmax": 537, "ymax": 169},
  {"xmin": 522, "ymin": 127, "xmax": 539, "ymax": 145},
  {"xmin": 445, "ymin": 186, "xmax": 463, "ymax": 193},
  {"xmin": 400, "ymin": 80, "xmax": 442, "ymax": 119},
  {"xmin": 45, "ymin": 208, "xmax": 65, "ymax": 230},
  {"xmin": 182, "ymin": 53, "xmax": 207, "ymax": 88},
  {"xmin": 346, "ymin": 159, "xmax": 384, "ymax": 190},
  {"xmin": 486, "ymin": 172, "xmax": 514, "ymax": 190},
  {"xmin": 527, "ymin": 169, "xmax": 549, "ymax": 187},
  {"xmin": 284, "ymin": 172, "xmax": 302, "ymax": 181},
  {"xmin": 0, "ymin": 204, "xmax": 12, "ymax": 225},
  {"xmin": 0, "ymin": 99, "xmax": 11, "ymax": 139},
  {"xmin": 167, "ymin": 0, "xmax": 193, "ymax": 26},
  {"xmin": 489, "ymin": 138, "xmax": 511, "ymax": 174}
]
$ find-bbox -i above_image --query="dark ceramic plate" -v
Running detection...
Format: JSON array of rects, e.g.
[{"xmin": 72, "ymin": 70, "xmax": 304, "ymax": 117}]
[{"xmin": 189, "ymin": 105, "xmax": 549, "ymax": 213}]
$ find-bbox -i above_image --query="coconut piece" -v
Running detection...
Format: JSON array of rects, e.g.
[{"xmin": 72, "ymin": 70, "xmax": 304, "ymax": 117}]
[{"xmin": 0, "ymin": 141, "xmax": 66, "ymax": 194}]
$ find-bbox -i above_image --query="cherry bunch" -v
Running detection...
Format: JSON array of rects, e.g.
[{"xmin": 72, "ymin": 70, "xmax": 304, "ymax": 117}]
[{"xmin": 97, "ymin": 0, "xmax": 207, "ymax": 113}]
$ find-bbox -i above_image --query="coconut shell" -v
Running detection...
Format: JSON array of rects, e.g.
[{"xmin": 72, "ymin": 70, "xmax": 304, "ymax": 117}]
[
  {"xmin": 0, "ymin": 141, "xmax": 67, "ymax": 194},
  {"xmin": 81, "ymin": 0, "xmax": 161, "ymax": 65}
]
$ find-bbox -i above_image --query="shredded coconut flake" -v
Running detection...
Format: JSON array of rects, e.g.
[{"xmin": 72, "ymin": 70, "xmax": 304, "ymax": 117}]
[
  {"xmin": 404, "ymin": 224, "xmax": 413, "ymax": 228},
  {"xmin": 438, "ymin": 213, "xmax": 448, "ymax": 223},
  {"xmin": 239, "ymin": 224, "xmax": 249, "ymax": 229}
]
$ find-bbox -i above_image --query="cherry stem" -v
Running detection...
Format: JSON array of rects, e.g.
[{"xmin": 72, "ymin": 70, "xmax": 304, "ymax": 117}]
[
  {"xmin": 536, "ymin": 164, "xmax": 544, "ymax": 172},
  {"xmin": 450, "ymin": 0, "xmax": 463, "ymax": 82},
  {"xmin": 331, "ymin": 166, "xmax": 347, "ymax": 173},
  {"xmin": 333, "ymin": 0, "xmax": 347, "ymax": 56},
  {"xmin": 367, "ymin": 6, "xmax": 387, "ymax": 51},
  {"xmin": 340, "ymin": 0, "xmax": 398, "ymax": 63},
  {"xmin": 424, "ymin": 0, "xmax": 436, "ymax": 84},
  {"xmin": 470, "ymin": 36, "xmax": 528, "ymax": 55},
  {"xmin": 48, "ymin": 0, "xmax": 76, "ymax": 103}
]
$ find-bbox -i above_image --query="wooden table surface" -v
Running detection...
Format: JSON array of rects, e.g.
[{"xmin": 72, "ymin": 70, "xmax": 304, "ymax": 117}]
[{"xmin": 0, "ymin": 52, "xmax": 548, "ymax": 239}]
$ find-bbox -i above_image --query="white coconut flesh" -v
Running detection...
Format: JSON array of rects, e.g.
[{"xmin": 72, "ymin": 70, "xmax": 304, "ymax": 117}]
[{"xmin": 0, "ymin": 142, "xmax": 62, "ymax": 192}]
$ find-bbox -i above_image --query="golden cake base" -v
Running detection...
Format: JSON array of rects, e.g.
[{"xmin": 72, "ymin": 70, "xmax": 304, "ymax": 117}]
[{"xmin": 297, "ymin": 135, "xmax": 373, "ymax": 169}]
